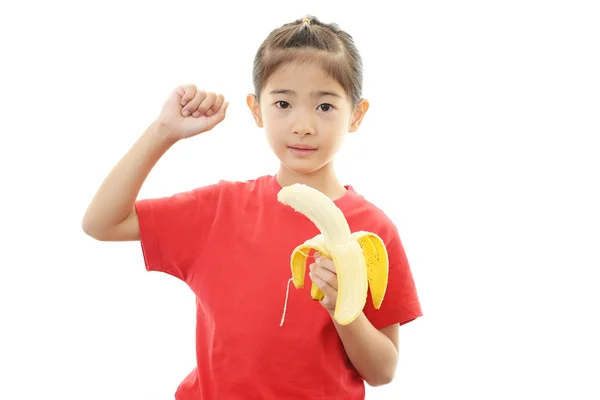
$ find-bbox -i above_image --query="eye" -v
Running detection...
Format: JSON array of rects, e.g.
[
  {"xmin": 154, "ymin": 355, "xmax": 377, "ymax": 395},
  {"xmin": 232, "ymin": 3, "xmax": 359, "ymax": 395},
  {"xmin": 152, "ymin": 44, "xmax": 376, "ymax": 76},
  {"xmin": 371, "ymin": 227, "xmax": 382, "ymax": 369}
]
[
  {"xmin": 318, "ymin": 103, "xmax": 334, "ymax": 112},
  {"xmin": 275, "ymin": 101, "xmax": 291, "ymax": 109}
]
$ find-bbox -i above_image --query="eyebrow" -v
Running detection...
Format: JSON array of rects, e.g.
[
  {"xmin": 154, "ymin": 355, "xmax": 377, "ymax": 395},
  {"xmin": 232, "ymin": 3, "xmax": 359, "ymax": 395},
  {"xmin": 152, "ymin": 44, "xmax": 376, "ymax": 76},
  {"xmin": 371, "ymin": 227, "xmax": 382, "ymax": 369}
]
[{"xmin": 269, "ymin": 89, "xmax": 342, "ymax": 99}]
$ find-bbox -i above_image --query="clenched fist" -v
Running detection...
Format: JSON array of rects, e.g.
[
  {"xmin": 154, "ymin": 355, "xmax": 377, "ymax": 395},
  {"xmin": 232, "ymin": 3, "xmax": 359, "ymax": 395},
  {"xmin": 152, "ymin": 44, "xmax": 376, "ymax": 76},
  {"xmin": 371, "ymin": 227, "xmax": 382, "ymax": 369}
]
[{"xmin": 155, "ymin": 84, "xmax": 229, "ymax": 141}]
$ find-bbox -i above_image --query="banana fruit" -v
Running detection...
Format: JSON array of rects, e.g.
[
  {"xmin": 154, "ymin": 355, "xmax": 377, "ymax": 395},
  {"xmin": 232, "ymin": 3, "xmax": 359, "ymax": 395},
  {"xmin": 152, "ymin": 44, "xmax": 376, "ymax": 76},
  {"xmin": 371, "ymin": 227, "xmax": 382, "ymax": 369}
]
[{"xmin": 278, "ymin": 183, "xmax": 389, "ymax": 326}]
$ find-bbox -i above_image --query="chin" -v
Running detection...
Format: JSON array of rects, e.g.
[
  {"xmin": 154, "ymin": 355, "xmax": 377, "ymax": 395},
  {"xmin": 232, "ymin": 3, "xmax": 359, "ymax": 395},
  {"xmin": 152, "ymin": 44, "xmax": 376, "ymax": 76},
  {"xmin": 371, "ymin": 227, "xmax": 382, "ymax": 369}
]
[{"xmin": 279, "ymin": 158, "xmax": 327, "ymax": 175}]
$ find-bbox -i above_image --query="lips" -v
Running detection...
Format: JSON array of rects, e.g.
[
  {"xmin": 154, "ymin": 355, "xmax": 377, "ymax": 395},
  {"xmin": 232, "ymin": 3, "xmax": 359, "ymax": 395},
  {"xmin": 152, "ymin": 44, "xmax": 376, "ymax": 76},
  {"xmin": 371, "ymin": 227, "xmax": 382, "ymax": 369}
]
[
  {"xmin": 288, "ymin": 144, "xmax": 317, "ymax": 150},
  {"xmin": 288, "ymin": 144, "xmax": 317, "ymax": 157}
]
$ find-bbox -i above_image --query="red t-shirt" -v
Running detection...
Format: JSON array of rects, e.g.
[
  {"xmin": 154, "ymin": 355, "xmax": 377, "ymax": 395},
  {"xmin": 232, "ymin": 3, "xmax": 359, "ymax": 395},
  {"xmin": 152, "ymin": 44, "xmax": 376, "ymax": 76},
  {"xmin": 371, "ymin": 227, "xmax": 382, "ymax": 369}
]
[{"xmin": 134, "ymin": 174, "xmax": 422, "ymax": 399}]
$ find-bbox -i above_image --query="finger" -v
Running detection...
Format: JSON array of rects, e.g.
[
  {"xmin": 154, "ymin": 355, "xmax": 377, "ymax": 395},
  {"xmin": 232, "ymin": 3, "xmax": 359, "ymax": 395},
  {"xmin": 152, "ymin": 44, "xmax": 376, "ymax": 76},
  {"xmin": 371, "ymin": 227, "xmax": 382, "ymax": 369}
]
[
  {"xmin": 193, "ymin": 92, "xmax": 217, "ymax": 117},
  {"xmin": 178, "ymin": 84, "xmax": 196, "ymax": 106},
  {"xmin": 310, "ymin": 271, "xmax": 337, "ymax": 300},
  {"xmin": 311, "ymin": 264, "xmax": 338, "ymax": 291},
  {"xmin": 315, "ymin": 255, "xmax": 336, "ymax": 273},
  {"xmin": 207, "ymin": 100, "xmax": 229, "ymax": 123},
  {"xmin": 183, "ymin": 89, "xmax": 207, "ymax": 117},
  {"xmin": 205, "ymin": 94, "xmax": 224, "ymax": 117},
  {"xmin": 320, "ymin": 298, "xmax": 336, "ymax": 311},
  {"xmin": 194, "ymin": 101, "xmax": 228, "ymax": 132}
]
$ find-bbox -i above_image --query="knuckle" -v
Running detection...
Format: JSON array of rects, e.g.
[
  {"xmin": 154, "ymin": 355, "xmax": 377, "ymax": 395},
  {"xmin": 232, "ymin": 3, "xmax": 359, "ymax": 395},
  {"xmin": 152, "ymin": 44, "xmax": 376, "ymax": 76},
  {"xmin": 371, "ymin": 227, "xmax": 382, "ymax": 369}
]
[{"xmin": 203, "ymin": 93, "xmax": 216, "ymax": 104}]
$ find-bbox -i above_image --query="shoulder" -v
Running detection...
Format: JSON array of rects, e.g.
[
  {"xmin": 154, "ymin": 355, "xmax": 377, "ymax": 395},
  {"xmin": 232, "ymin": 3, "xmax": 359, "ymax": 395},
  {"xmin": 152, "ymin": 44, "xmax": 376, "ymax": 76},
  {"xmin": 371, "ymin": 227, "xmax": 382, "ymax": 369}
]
[
  {"xmin": 136, "ymin": 175, "xmax": 272, "ymax": 212},
  {"xmin": 349, "ymin": 188, "xmax": 423, "ymax": 327},
  {"xmin": 210, "ymin": 174, "xmax": 273, "ymax": 199},
  {"xmin": 216, "ymin": 174, "xmax": 268, "ymax": 190},
  {"xmin": 176, "ymin": 175, "xmax": 276, "ymax": 213},
  {"xmin": 342, "ymin": 187, "xmax": 400, "ymax": 245},
  {"xmin": 180, "ymin": 174, "xmax": 270, "ymax": 197}
]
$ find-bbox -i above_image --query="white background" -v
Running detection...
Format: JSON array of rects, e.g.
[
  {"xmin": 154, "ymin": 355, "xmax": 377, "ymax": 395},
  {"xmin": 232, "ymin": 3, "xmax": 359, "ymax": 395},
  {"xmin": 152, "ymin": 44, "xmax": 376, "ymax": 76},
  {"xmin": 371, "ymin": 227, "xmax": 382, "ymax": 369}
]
[{"xmin": 1, "ymin": 1, "xmax": 599, "ymax": 399}]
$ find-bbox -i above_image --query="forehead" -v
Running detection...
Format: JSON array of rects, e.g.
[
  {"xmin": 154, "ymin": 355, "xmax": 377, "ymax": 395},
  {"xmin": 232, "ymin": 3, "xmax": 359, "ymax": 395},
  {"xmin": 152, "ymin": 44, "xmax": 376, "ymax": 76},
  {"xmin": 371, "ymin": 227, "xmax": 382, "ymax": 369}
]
[{"xmin": 264, "ymin": 60, "xmax": 347, "ymax": 98}]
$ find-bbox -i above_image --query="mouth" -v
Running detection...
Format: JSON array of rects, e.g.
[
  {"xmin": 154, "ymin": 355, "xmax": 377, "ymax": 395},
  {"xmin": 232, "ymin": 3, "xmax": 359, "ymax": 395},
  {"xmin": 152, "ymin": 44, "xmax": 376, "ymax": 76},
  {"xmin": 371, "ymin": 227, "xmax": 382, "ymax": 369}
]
[
  {"xmin": 288, "ymin": 145, "xmax": 317, "ymax": 156},
  {"xmin": 288, "ymin": 145, "xmax": 317, "ymax": 150}
]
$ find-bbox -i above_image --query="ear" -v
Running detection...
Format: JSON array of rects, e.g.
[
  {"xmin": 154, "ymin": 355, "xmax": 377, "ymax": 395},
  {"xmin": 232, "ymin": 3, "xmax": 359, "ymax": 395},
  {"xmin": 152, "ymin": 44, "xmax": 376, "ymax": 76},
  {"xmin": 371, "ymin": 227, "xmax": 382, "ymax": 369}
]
[
  {"xmin": 246, "ymin": 93, "xmax": 263, "ymax": 128},
  {"xmin": 348, "ymin": 98, "xmax": 369, "ymax": 132}
]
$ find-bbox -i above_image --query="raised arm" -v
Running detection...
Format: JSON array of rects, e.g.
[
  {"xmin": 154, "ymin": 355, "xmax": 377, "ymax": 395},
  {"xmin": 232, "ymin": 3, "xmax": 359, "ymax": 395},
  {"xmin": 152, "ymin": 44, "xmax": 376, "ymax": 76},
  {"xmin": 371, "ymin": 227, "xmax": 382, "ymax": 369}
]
[{"xmin": 82, "ymin": 85, "xmax": 229, "ymax": 241}]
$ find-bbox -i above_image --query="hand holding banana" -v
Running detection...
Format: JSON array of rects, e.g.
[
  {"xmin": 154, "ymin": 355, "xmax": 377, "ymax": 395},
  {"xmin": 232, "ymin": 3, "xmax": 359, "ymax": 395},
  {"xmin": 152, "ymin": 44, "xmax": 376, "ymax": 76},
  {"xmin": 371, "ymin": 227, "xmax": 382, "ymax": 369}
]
[
  {"xmin": 309, "ymin": 252, "xmax": 338, "ymax": 312},
  {"xmin": 278, "ymin": 184, "xmax": 390, "ymax": 326}
]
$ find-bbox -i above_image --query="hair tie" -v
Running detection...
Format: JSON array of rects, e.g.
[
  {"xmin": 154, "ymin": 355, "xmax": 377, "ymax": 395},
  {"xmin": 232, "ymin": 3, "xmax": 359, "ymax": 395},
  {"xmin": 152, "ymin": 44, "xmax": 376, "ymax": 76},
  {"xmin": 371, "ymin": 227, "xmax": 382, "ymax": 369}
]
[{"xmin": 302, "ymin": 17, "xmax": 311, "ymax": 25}]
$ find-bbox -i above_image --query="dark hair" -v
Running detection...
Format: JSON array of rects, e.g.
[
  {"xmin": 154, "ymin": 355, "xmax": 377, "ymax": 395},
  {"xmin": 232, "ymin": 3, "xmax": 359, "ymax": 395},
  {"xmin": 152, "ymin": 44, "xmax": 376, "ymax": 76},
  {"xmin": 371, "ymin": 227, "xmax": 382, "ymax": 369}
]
[{"xmin": 252, "ymin": 15, "xmax": 363, "ymax": 108}]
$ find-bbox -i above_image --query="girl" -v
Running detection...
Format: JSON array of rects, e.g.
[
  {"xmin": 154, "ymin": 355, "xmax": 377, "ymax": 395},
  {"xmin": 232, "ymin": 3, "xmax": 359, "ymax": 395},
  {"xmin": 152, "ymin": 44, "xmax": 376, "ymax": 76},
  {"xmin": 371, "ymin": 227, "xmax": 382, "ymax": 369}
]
[{"xmin": 83, "ymin": 15, "xmax": 422, "ymax": 400}]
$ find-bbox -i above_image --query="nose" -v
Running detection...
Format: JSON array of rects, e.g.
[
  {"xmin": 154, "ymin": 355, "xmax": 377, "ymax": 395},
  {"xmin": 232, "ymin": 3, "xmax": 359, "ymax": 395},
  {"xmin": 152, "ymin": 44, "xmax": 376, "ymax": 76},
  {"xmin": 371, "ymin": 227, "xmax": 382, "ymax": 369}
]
[{"xmin": 291, "ymin": 110, "xmax": 316, "ymax": 136}]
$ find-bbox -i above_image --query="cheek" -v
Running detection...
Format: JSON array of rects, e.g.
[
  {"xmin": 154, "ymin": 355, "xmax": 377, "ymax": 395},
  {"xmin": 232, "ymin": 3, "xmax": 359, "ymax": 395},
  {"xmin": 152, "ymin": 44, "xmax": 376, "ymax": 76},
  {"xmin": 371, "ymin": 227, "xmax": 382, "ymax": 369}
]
[
  {"xmin": 323, "ymin": 118, "xmax": 348, "ymax": 142},
  {"xmin": 323, "ymin": 111, "xmax": 350, "ymax": 130},
  {"xmin": 264, "ymin": 128, "xmax": 287, "ymax": 153},
  {"xmin": 262, "ymin": 110, "xmax": 288, "ymax": 131}
]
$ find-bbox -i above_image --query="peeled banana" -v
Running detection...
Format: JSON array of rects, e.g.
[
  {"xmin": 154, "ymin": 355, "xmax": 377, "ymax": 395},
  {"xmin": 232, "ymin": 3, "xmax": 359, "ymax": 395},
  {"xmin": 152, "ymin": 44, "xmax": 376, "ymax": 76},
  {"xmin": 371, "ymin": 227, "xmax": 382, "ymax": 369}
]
[{"xmin": 277, "ymin": 183, "xmax": 389, "ymax": 326}]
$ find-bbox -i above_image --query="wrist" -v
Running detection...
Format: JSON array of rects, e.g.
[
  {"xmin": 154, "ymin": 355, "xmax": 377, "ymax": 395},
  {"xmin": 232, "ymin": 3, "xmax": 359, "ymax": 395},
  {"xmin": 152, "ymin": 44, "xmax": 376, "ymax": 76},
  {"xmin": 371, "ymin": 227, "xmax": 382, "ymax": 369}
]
[{"xmin": 146, "ymin": 120, "xmax": 179, "ymax": 148}]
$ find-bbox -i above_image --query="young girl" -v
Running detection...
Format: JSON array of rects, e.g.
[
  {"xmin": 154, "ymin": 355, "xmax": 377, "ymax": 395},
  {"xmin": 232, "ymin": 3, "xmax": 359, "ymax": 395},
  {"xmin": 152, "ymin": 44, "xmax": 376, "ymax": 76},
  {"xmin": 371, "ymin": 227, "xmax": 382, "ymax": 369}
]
[{"xmin": 83, "ymin": 15, "xmax": 422, "ymax": 400}]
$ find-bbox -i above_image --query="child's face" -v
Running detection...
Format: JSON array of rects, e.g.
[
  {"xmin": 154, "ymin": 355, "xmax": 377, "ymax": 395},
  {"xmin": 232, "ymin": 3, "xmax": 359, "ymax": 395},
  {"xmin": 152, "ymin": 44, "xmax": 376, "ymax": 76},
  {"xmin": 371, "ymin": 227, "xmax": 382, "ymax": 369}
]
[{"xmin": 247, "ymin": 60, "xmax": 368, "ymax": 176}]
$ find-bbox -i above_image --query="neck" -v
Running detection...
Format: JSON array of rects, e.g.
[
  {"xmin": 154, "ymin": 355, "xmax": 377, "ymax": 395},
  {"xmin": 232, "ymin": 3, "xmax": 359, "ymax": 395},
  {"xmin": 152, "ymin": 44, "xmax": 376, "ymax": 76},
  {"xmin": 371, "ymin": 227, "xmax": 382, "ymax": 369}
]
[{"xmin": 275, "ymin": 162, "xmax": 347, "ymax": 201}]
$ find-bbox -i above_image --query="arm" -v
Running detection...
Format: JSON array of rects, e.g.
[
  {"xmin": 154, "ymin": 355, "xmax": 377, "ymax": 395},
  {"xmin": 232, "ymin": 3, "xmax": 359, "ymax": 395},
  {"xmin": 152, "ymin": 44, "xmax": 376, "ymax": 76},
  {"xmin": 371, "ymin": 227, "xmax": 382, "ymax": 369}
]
[
  {"xmin": 328, "ymin": 310, "xmax": 399, "ymax": 387},
  {"xmin": 310, "ymin": 256, "xmax": 400, "ymax": 386},
  {"xmin": 82, "ymin": 85, "xmax": 228, "ymax": 241},
  {"xmin": 81, "ymin": 122, "xmax": 175, "ymax": 241}
]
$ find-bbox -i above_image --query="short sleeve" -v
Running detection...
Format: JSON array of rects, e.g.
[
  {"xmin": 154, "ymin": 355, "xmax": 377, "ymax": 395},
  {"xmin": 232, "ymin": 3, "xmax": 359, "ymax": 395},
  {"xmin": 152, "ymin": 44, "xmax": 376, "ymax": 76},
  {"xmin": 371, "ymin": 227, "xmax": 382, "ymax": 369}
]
[
  {"xmin": 134, "ymin": 183, "xmax": 220, "ymax": 282},
  {"xmin": 363, "ymin": 231, "xmax": 423, "ymax": 329}
]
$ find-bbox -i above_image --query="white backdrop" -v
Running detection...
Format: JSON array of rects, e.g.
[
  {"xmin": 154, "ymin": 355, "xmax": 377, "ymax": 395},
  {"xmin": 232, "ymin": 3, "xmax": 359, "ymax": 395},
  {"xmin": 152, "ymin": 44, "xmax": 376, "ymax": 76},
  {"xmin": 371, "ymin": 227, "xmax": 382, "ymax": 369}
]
[{"xmin": 1, "ymin": 1, "xmax": 599, "ymax": 399}]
